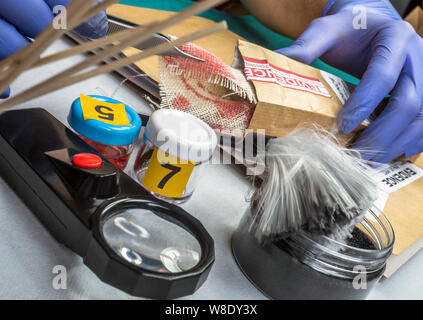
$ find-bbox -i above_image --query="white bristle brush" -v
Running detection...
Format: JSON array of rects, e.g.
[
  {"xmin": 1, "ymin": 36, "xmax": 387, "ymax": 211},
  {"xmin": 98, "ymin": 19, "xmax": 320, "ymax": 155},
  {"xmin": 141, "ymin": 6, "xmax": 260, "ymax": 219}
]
[{"xmin": 250, "ymin": 127, "xmax": 379, "ymax": 242}]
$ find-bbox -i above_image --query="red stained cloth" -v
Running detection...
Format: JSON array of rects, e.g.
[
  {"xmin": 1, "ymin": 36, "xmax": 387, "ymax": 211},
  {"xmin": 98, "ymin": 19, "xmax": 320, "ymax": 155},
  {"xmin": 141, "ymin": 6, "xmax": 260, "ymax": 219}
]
[{"xmin": 159, "ymin": 42, "xmax": 257, "ymax": 132}]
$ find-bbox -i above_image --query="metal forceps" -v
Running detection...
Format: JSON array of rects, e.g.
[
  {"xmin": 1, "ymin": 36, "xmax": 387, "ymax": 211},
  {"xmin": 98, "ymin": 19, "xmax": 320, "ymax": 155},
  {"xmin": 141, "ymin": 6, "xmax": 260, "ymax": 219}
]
[{"xmin": 107, "ymin": 15, "xmax": 205, "ymax": 62}]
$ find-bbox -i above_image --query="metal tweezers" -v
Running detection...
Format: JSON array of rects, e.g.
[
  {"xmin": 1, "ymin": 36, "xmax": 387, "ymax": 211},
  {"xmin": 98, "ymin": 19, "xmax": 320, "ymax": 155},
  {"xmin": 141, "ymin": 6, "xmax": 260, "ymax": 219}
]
[{"xmin": 107, "ymin": 15, "xmax": 204, "ymax": 62}]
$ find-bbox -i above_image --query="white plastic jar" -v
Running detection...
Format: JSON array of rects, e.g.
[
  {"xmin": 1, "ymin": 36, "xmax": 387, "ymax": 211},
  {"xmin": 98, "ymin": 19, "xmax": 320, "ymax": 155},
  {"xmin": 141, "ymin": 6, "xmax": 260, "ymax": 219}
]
[{"xmin": 133, "ymin": 109, "xmax": 217, "ymax": 203}]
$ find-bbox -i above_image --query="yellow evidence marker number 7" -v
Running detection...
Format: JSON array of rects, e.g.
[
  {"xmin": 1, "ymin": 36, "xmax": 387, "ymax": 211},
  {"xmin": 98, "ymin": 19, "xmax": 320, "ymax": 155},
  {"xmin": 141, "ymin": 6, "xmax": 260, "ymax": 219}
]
[
  {"xmin": 158, "ymin": 163, "xmax": 182, "ymax": 189},
  {"xmin": 142, "ymin": 148, "xmax": 195, "ymax": 198}
]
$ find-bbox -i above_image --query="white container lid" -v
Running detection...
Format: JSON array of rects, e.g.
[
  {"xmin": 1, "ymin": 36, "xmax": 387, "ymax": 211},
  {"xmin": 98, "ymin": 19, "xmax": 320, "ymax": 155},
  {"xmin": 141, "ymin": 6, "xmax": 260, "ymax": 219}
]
[{"xmin": 145, "ymin": 109, "xmax": 218, "ymax": 162}]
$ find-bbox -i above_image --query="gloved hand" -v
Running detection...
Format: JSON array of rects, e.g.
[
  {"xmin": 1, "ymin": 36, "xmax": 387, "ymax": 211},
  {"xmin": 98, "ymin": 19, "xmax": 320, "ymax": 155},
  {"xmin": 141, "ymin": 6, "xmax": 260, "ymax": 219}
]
[
  {"xmin": 0, "ymin": 0, "xmax": 108, "ymax": 98},
  {"xmin": 276, "ymin": 0, "xmax": 423, "ymax": 163}
]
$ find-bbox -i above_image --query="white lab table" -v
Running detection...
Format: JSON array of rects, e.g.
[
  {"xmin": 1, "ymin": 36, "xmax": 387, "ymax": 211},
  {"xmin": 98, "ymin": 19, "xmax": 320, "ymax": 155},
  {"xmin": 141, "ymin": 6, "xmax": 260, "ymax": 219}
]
[{"xmin": 0, "ymin": 38, "xmax": 422, "ymax": 300}]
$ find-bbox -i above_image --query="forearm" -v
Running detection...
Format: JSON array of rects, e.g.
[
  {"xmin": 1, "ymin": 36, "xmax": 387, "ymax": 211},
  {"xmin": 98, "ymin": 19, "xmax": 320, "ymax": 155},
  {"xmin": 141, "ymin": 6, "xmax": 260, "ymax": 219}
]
[{"xmin": 240, "ymin": 0, "xmax": 328, "ymax": 39}]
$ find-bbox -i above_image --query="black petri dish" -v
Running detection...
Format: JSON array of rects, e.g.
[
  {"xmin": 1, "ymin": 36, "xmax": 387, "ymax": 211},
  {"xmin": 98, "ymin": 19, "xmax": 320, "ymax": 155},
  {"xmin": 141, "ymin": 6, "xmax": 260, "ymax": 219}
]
[{"xmin": 232, "ymin": 209, "xmax": 393, "ymax": 300}]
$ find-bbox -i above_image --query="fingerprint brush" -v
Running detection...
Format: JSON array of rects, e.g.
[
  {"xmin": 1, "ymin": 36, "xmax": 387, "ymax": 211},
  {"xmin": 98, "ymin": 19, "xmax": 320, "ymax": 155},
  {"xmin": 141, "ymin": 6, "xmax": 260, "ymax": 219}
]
[{"xmin": 250, "ymin": 128, "xmax": 379, "ymax": 242}]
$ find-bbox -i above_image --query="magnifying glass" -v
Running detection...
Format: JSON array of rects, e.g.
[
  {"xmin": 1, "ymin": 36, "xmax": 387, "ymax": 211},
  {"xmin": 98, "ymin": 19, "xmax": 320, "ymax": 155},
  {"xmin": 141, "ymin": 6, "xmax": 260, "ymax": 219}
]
[
  {"xmin": 0, "ymin": 108, "xmax": 214, "ymax": 299},
  {"xmin": 87, "ymin": 197, "xmax": 214, "ymax": 299}
]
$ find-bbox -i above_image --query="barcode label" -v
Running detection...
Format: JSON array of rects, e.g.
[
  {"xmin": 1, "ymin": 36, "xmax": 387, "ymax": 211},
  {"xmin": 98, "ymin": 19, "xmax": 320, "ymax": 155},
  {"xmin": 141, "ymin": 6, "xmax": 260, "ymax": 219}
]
[{"xmin": 320, "ymin": 70, "xmax": 351, "ymax": 104}]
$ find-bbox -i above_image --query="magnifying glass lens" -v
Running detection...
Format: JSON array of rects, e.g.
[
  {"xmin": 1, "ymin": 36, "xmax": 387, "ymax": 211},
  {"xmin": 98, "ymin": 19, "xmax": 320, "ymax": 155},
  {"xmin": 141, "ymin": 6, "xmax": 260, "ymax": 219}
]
[{"xmin": 102, "ymin": 208, "xmax": 202, "ymax": 273}]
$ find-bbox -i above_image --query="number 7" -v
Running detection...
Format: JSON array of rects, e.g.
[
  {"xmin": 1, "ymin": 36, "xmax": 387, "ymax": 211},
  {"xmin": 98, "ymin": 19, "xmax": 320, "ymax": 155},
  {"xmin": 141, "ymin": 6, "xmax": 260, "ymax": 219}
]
[{"xmin": 158, "ymin": 163, "xmax": 181, "ymax": 189}]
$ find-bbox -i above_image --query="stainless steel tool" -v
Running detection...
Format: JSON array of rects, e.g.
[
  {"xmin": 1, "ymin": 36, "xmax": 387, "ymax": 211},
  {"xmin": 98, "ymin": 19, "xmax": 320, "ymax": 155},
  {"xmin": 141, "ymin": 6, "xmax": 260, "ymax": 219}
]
[{"xmin": 107, "ymin": 15, "xmax": 205, "ymax": 62}]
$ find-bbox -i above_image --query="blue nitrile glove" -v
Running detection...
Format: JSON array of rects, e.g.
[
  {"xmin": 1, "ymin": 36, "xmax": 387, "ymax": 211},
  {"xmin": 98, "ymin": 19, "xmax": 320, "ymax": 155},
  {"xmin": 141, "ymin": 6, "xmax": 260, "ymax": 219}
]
[
  {"xmin": 0, "ymin": 0, "xmax": 108, "ymax": 98},
  {"xmin": 276, "ymin": 0, "xmax": 423, "ymax": 163}
]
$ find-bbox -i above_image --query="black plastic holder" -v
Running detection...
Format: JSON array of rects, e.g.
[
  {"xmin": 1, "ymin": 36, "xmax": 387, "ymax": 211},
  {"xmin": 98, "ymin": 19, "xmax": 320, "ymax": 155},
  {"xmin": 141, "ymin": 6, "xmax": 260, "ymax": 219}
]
[{"xmin": 0, "ymin": 108, "xmax": 214, "ymax": 299}]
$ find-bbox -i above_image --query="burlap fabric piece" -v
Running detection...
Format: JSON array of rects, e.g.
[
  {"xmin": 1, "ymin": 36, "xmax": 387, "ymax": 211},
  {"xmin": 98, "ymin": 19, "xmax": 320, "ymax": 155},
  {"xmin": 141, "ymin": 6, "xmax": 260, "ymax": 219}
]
[{"xmin": 158, "ymin": 42, "xmax": 257, "ymax": 132}]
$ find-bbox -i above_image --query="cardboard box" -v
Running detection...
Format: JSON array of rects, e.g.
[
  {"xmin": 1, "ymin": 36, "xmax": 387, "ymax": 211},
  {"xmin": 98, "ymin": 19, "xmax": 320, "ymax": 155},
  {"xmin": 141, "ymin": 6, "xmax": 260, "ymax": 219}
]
[
  {"xmin": 234, "ymin": 40, "xmax": 365, "ymax": 146},
  {"xmin": 406, "ymin": 6, "xmax": 423, "ymax": 37}
]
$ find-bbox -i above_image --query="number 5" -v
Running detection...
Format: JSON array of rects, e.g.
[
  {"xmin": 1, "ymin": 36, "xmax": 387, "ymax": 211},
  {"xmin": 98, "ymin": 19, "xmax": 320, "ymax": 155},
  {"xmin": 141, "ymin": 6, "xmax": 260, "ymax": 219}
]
[
  {"xmin": 158, "ymin": 163, "xmax": 181, "ymax": 189},
  {"xmin": 95, "ymin": 105, "xmax": 114, "ymax": 121}
]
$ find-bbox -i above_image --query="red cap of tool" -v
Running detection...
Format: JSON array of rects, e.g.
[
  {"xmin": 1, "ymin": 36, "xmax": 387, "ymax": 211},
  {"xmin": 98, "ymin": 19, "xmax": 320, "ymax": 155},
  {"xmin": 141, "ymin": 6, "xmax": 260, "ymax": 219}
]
[{"xmin": 72, "ymin": 153, "xmax": 102, "ymax": 169}]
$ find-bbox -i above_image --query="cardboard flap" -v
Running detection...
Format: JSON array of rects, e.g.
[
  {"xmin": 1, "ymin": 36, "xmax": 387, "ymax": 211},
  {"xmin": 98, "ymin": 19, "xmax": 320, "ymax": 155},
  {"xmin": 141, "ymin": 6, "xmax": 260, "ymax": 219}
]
[{"xmin": 237, "ymin": 40, "xmax": 343, "ymax": 117}]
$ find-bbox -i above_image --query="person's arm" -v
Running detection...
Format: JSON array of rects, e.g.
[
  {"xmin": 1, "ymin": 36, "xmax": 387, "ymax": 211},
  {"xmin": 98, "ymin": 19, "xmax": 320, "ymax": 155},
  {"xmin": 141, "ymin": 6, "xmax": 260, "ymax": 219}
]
[{"xmin": 240, "ymin": 0, "xmax": 328, "ymax": 39}]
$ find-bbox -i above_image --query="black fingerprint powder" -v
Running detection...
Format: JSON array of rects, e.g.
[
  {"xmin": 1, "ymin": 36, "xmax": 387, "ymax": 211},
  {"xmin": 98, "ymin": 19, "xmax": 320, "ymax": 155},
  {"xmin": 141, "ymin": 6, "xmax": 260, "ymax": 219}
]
[{"xmin": 346, "ymin": 228, "xmax": 377, "ymax": 250}]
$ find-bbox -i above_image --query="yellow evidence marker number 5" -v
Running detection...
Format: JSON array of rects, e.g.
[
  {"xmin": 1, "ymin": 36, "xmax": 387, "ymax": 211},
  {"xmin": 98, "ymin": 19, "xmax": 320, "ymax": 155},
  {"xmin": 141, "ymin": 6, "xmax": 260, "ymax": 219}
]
[
  {"xmin": 80, "ymin": 94, "xmax": 131, "ymax": 126},
  {"xmin": 142, "ymin": 148, "xmax": 195, "ymax": 198},
  {"xmin": 95, "ymin": 105, "xmax": 115, "ymax": 122}
]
